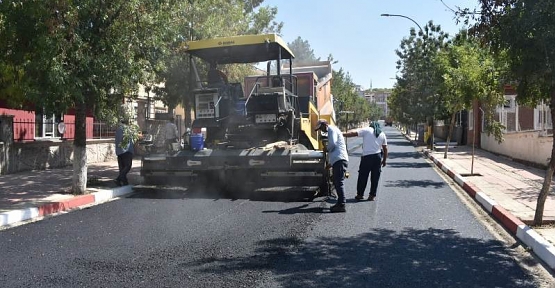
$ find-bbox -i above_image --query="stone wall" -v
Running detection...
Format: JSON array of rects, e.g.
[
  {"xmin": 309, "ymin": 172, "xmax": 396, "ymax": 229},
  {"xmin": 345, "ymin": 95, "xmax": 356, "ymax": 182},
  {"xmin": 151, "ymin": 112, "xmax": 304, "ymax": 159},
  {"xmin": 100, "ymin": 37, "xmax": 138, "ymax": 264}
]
[{"xmin": 0, "ymin": 139, "xmax": 117, "ymax": 175}]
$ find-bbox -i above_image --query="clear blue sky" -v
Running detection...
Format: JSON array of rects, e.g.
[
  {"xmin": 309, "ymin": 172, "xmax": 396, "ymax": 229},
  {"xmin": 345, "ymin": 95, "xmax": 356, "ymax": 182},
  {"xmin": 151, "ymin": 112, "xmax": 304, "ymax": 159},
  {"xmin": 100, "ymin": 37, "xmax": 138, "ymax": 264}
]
[{"xmin": 261, "ymin": 0, "xmax": 478, "ymax": 89}]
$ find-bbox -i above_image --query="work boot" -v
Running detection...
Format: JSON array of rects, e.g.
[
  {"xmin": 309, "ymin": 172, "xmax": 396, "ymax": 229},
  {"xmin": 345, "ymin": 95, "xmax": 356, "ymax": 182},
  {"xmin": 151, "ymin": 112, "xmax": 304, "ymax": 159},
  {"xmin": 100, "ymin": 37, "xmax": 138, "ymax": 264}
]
[{"xmin": 330, "ymin": 203, "xmax": 346, "ymax": 213}]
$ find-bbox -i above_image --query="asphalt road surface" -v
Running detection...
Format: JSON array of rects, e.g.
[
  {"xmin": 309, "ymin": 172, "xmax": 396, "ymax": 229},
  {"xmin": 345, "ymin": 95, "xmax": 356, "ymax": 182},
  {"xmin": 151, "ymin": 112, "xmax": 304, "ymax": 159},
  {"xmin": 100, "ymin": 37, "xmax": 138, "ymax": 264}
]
[{"xmin": 0, "ymin": 127, "xmax": 552, "ymax": 287}]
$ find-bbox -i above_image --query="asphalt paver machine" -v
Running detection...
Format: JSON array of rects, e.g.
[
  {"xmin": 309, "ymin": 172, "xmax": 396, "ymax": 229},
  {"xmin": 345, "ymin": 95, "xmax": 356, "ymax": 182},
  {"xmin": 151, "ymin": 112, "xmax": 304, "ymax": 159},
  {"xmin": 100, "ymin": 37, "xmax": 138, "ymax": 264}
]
[{"xmin": 141, "ymin": 34, "xmax": 332, "ymax": 199}]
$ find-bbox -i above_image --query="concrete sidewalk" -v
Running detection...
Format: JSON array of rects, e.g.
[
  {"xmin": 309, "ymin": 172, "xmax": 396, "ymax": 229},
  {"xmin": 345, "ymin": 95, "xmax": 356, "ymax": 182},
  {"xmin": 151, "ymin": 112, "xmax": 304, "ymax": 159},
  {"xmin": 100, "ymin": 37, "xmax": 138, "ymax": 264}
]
[
  {"xmin": 402, "ymin": 129, "xmax": 555, "ymax": 271},
  {"xmin": 0, "ymin": 158, "xmax": 143, "ymax": 227}
]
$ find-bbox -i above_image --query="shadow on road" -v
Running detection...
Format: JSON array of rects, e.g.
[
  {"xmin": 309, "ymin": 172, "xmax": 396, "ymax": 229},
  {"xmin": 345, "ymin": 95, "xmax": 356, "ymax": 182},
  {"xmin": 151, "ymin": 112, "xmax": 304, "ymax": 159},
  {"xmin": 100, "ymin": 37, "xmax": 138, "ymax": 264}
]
[
  {"xmin": 388, "ymin": 151, "xmax": 425, "ymax": 160},
  {"xmin": 177, "ymin": 228, "xmax": 539, "ymax": 288},
  {"xmin": 262, "ymin": 203, "xmax": 326, "ymax": 214},
  {"xmin": 348, "ymin": 151, "xmax": 423, "ymax": 160},
  {"xmin": 130, "ymin": 185, "xmax": 323, "ymax": 203},
  {"xmin": 384, "ymin": 179, "xmax": 446, "ymax": 189},
  {"xmin": 387, "ymin": 162, "xmax": 432, "ymax": 169}
]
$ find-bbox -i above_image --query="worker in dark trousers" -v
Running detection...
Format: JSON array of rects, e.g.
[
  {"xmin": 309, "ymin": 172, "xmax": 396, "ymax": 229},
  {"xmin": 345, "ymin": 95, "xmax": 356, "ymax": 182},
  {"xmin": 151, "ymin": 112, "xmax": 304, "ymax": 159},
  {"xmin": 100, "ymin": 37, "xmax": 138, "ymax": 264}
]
[
  {"xmin": 343, "ymin": 121, "xmax": 388, "ymax": 201},
  {"xmin": 315, "ymin": 119, "xmax": 349, "ymax": 212},
  {"xmin": 115, "ymin": 119, "xmax": 135, "ymax": 186}
]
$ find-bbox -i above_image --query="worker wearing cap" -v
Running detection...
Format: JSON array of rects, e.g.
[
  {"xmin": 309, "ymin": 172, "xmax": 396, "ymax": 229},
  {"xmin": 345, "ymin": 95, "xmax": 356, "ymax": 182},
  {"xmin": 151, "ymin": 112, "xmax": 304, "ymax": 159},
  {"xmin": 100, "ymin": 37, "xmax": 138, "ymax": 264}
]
[{"xmin": 315, "ymin": 119, "xmax": 349, "ymax": 213}]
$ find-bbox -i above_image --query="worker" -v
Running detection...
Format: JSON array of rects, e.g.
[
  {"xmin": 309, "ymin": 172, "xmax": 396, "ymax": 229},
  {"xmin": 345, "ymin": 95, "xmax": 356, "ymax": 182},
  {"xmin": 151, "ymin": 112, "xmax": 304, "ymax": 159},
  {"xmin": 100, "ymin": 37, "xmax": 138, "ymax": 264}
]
[
  {"xmin": 343, "ymin": 121, "xmax": 388, "ymax": 201},
  {"xmin": 114, "ymin": 119, "xmax": 135, "ymax": 186},
  {"xmin": 314, "ymin": 119, "xmax": 349, "ymax": 213},
  {"xmin": 207, "ymin": 62, "xmax": 228, "ymax": 85},
  {"xmin": 164, "ymin": 117, "xmax": 180, "ymax": 153}
]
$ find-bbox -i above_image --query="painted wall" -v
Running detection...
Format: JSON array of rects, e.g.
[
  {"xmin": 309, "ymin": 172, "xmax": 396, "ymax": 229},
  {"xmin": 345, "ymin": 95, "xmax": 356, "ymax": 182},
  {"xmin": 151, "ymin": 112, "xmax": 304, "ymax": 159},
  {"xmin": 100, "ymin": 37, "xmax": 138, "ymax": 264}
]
[
  {"xmin": 59, "ymin": 114, "xmax": 94, "ymax": 140},
  {"xmin": 0, "ymin": 108, "xmax": 94, "ymax": 141},
  {"xmin": 481, "ymin": 131, "xmax": 553, "ymax": 167},
  {"xmin": 0, "ymin": 108, "xmax": 35, "ymax": 141}
]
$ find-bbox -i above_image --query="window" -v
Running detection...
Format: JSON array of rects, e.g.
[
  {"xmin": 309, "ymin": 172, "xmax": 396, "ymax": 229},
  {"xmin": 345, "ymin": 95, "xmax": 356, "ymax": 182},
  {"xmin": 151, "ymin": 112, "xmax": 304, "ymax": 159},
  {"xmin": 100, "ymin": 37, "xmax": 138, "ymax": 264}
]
[
  {"xmin": 534, "ymin": 101, "xmax": 553, "ymax": 131},
  {"xmin": 35, "ymin": 111, "xmax": 62, "ymax": 139},
  {"xmin": 496, "ymin": 95, "xmax": 517, "ymax": 132},
  {"xmin": 499, "ymin": 95, "xmax": 516, "ymax": 111}
]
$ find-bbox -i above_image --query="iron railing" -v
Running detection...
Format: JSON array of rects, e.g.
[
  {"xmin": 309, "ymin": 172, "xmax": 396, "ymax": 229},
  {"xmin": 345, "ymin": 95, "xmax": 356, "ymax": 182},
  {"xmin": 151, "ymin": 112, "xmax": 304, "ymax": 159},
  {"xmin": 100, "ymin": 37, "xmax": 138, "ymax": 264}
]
[{"xmin": 12, "ymin": 120, "xmax": 117, "ymax": 141}]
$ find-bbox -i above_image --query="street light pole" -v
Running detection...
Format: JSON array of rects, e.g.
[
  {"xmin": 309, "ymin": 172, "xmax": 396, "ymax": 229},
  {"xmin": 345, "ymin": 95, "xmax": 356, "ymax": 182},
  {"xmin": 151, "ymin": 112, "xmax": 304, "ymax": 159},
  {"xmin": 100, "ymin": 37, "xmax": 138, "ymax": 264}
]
[
  {"xmin": 380, "ymin": 14, "xmax": 423, "ymax": 33},
  {"xmin": 380, "ymin": 13, "xmax": 435, "ymax": 150}
]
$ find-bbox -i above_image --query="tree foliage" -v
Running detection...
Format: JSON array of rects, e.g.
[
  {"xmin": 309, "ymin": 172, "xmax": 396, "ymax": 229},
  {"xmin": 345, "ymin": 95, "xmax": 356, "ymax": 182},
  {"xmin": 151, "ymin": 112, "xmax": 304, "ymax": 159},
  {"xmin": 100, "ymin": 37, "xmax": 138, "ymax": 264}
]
[
  {"xmin": 152, "ymin": 0, "xmax": 283, "ymax": 124},
  {"xmin": 462, "ymin": 0, "xmax": 555, "ymax": 225},
  {"xmin": 389, "ymin": 21, "xmax": 450, "ymax": 128},
  {"xmin": 0, "ymin": 0, "xmax": 180, "ymax": 193},
  {"xmin": 332, "ymin": 68, "xmax": 380, "ymax": 128},
  {"xmin": 286, "ymin": 37, "xmax": 378, "ymax": 128},
  {"xmin": 0, "ymin": 1, "xmax": 285, "ymax": 194},
  {"xmin": 288, "ymin": 36, "xmax": 320, "ymax": 65},
  {"xmin": 435, "ymin": 32, "xmax": 506, "ymax": 145}
]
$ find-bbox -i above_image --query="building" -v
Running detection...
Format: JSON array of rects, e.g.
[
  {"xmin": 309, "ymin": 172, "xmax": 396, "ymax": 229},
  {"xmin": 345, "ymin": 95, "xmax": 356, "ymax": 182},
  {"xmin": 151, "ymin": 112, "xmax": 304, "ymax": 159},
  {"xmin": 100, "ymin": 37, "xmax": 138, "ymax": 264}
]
[
  {"xmin": 0, "ymin": 100, "xmax": 95, "ymax": 142},
  {"xmin": 364, "ymin": 90, "xmax": 391, "ymax": 119},
  {"xmin": 433, "ymin": 85, "xmax": 554, "ymax": 168}
]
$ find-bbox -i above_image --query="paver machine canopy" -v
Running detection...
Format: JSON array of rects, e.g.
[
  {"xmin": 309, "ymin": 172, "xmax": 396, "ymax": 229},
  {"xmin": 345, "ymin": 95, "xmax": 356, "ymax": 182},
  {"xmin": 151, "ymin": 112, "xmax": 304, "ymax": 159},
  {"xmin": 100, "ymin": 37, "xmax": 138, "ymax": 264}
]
[{"xmin": 185, "ymin": 33, "xmax": 294, "ymax": 64}]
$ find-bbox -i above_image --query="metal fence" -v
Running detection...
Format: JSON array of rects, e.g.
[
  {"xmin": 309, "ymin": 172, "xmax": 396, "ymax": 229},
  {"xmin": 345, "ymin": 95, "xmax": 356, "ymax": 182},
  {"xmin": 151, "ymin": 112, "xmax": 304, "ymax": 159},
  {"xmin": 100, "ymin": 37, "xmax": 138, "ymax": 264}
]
[
  {"xmin": 92, "ymin": 122, "xmax": 117, "ymax": 139},
  {"xmin": 494, "ymin": 100, "xmax": 552, "ymax": 133},
  {"xmin": 12, "ymin": 120, "xmax": 117, "ymax": 141}
]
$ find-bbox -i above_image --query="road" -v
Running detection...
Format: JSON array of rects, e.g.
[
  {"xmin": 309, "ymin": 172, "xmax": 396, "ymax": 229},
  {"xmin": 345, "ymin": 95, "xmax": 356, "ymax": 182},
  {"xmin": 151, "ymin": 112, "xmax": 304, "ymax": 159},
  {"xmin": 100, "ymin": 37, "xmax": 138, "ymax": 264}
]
[{"xmin": 0, "ymin": 127, "xmax": 552, "ymax": 287}]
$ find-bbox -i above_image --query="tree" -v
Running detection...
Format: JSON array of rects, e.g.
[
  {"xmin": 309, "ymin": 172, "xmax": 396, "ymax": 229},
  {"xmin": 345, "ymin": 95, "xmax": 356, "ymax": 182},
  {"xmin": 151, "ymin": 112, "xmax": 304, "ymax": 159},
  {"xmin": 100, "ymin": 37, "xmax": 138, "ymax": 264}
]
[
  {"xmin": 465, "ymin": 0, "xmax": 555, "ymax": 225},
  {"xmin": 0, "ymin": 0, "xmax": 282, "ymax": 194},
  {"xmin": 288, "ymin": 36, "xmax": 320, "ymax": 65},
  {"xmin": 390, "ymin": 21, "xmax": 450, "ymax": 147},
  {"xmin": 0, "ymin": 1, "xmax": 177, "ymax": 194},
  {"xmin": 434, "ymin": 32, "xmax": 505, "ymax": 159},
  {"xmin": 286, "ymin": 37, "xmax": 375, "ymax": 127},
  {"xmin": 332, "ymin": 68, "xmax": 376, "ymax": 128},
  {"xmin": 153, "ymin": 0, "xmax": 283, "ymax": 127}
]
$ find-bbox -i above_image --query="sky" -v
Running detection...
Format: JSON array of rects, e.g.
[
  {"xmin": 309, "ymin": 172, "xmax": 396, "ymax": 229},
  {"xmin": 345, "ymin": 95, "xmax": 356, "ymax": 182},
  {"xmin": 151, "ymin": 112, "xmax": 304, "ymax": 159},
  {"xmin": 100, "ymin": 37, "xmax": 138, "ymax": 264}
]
[{"xmin": 261, "ymin": 0, "xmax": 479, "ymax": 90}]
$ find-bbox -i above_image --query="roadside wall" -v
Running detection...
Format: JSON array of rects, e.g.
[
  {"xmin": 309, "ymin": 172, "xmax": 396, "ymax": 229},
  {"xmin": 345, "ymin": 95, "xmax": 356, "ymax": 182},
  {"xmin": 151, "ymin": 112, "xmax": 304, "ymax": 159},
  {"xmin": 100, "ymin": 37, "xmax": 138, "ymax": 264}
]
[
  {"xmin": 481, "ymin": 131, "xmax": 553, "ymax": 168},
  {"xmin": 435, "ymin": 124, "xmax": 456, "ymax": 140},
  {"xmin": 1, "ymin": 139, "xmax": 116, "ymax": 175}
]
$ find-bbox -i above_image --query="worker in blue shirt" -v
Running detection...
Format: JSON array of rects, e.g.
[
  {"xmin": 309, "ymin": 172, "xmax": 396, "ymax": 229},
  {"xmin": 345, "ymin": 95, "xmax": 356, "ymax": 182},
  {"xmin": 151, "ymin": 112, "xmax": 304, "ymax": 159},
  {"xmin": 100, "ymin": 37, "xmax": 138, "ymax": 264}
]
[{"xmin": 114, "ymin": 119, "xmax": 135, "ymax": 186}]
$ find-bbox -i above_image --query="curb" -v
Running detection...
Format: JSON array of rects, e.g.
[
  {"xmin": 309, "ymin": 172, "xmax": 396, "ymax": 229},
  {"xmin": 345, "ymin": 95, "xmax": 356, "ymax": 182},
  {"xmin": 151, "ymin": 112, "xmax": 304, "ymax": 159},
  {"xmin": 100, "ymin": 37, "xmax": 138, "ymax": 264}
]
[
  {"xmin": 0, "ymin": 185, "xmax": 133, "ymax": 228},
  {"xmin": 422, "ymin": 149, "xmax": 555, "ymax": 271}
]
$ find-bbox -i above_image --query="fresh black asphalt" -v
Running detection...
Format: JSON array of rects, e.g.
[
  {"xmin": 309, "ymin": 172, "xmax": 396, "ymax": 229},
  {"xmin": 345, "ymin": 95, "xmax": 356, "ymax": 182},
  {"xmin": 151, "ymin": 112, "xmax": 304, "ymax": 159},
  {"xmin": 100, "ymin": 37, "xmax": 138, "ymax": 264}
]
[{"xmin": 0, "ymin": 127, "xmax": 542, "ymax": 287}]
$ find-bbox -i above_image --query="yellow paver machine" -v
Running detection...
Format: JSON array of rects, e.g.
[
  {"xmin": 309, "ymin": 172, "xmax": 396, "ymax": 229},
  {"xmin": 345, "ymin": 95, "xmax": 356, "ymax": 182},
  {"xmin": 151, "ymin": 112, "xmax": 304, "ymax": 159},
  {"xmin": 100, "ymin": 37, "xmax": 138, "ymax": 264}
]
[{"xmin": 141, "ymin": 34, "xmax": 332, "ymax": 199}]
